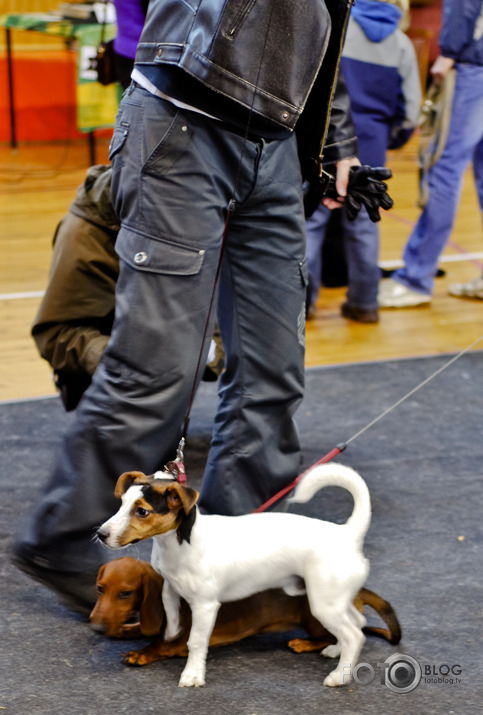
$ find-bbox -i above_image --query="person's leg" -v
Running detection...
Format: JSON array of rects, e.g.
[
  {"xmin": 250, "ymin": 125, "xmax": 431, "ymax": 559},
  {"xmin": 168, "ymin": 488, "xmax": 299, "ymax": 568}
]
[
  {"xmin": 12, "ymin": 90, "xmax": 250, "ymax": 592},
  {"xmin": 305, "ymin": 202, "xmax": 331, "ymax": 307},
  {"xmin": 199, "ymin": 134, "xmax": 307, "ymax": 515},
  {"xmin": 14, "ymin": 90, "xmax": 307, "ymax": 603},
  {"xmin": 389, "ymin": 64, "xmax": 483, "ymax": 296},
  {"xmin": 472, "ymin": 134, "xmax": 483, "ymax": 215},
  {"xmin": 340, "ymin": 207, "xmax": 380, "ymax": 315},
  {"xmin": 448, "ymin": 134, "xmax": 483, "ymax": 298}
]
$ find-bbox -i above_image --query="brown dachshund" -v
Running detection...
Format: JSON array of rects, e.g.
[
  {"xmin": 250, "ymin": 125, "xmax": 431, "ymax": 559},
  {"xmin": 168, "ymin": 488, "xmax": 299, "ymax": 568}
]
[
  {"xmin": 90, "ymin": 557, "xmax": 401, "ymax": 666},
  {"xmin": 90, "ymin": 558, "xmax": 165, "ymax": 638}
]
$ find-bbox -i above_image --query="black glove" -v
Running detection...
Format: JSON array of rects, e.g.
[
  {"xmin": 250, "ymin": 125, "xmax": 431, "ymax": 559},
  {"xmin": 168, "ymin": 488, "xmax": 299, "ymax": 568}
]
[{"xmin": 321, "ymin": 165, "xmax": 394, "ymax": 222}]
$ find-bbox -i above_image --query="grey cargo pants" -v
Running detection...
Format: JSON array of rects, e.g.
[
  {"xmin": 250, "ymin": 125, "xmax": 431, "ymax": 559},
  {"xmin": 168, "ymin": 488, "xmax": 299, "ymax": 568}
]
[{"xmin": 17, "ymin": 86, "xmax": 308, "ymax": 571}]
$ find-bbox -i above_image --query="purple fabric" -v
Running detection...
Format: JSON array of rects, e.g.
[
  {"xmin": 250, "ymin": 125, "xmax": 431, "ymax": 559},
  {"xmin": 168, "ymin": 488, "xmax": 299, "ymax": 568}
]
[{"xmin": 113, "ymin": 0, "xmax": 145, "ymax": 59}]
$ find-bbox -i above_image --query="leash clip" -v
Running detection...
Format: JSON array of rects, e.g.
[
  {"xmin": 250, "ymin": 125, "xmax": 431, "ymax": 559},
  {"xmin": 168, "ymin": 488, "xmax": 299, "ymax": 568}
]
[{"xmin": 162, "ymin": 437, "xmax": 187, "ymax": 484}]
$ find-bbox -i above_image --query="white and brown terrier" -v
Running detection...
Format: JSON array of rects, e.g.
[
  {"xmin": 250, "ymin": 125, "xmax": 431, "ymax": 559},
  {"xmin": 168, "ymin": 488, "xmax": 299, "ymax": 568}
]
[{"xmin": 97, "ymin": 463, "xmax": 371, "ymax": 688}]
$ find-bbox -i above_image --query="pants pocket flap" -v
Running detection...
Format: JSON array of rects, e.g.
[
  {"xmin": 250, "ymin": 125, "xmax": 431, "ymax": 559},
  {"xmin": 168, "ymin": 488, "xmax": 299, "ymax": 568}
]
[{"xmin": 116, "ymin": 227, "xmax": 206, "ymax": 276}]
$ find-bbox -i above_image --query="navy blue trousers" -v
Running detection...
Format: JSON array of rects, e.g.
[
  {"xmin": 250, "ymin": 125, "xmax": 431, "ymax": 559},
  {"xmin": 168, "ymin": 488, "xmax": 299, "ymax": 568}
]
[{"xmin": 393, "ymin": 63, "xmax": 483, "ymax": 295}]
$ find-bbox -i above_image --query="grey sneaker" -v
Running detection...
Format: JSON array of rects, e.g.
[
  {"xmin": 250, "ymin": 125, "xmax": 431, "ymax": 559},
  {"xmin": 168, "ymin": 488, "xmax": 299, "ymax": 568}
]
[
  {"xmin": 448, "ymin": 276, "xmax": 483, "ymax": 299},
  {"xmin": 378, "ymin": 278, "xmax": 431, "ymax": 308}
]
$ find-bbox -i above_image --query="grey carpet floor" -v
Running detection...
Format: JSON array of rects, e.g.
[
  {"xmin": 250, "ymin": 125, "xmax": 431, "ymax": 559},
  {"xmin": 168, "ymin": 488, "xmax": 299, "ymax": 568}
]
[{"xmin": 1, "ymin": 352, "xmax": 482, "ymax": 714}]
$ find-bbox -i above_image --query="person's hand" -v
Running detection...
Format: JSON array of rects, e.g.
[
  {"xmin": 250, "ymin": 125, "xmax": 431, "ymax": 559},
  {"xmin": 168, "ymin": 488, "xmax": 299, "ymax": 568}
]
[
  {"xmin": 322, "ymin": 165, "xmax": 394, "ymax": 222},
  {"xmin": 322, "ymin": 156, "xmax": 361, "ymax": 209},
  {"xmin": 430, "ymin": 55, "xmax": 455, "ymax": 86},
  {"xmin": 344, "ymin": 166, "xmax": 394, "ymax": 221}
]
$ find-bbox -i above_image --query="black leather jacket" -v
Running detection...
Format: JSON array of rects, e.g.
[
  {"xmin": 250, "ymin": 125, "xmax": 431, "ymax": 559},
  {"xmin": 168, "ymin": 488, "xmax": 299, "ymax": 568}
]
[{"xmin": 134, "ymin": 0, "xmax": 357, "ymax": 181}]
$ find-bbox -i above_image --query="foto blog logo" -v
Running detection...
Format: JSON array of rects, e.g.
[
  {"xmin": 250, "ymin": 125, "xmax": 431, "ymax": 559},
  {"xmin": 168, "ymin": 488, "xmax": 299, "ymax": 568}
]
[{"xmin": 342, "ymin": 654, "xmax": 463, "ymax": 693}]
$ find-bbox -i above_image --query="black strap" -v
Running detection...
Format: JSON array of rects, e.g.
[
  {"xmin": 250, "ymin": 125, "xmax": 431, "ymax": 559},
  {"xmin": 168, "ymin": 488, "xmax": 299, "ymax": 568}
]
[{"xmin": 181, "ymin": 199, "xmax": 235, "ymax": 439}]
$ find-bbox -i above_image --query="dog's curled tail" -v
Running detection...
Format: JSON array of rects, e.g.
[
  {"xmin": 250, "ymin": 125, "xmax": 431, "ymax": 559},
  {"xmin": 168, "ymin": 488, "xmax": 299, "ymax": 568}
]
[{"xmin": 289, "ymin": 463, "xmax": 371, "ymax": 543}]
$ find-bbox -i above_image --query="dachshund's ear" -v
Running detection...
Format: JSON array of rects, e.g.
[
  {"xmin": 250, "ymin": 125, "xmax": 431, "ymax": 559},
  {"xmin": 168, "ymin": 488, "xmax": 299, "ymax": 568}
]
[
  {"xmin": 139, "ymin": 568, "xmax": 165, "ymax": 636},
  {"xmin": 95, "ymin": 563, "xmax": 107, "ymax": 584},
  {"xmin": 114, "ymin": 471, "xmax": 148, "ymax": 498},
  {"xmin": 165, "ymin": 484, "xmax": 199, "ymax": 515}
]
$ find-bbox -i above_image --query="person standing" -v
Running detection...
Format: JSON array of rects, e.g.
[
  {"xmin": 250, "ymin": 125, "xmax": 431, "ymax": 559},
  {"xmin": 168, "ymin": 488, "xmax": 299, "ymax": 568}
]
[
  {"xmin": 306, "ymin": 0, "xmax": 420, "ymax": 323},
  {"xmin": 379, "ymin": 0, "xmax": 483, "ymax": 308},
  {"xmin": 13, "ymin": 0, "xmax": 362, "ymax": 614}
]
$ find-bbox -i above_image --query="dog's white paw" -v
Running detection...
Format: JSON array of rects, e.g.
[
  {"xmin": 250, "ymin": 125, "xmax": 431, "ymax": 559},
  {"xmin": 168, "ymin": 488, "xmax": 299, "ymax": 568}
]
[
  {"xmin": 321, "ymin": 644, "xmax": 341, "ymax": 659},
  {"xmin": 178, "ymin": 669, "xmax": 205, "ymax": 688},
  {"xmin": 324, "ymin": 670, "xmax": 345, "ymax": 688}
]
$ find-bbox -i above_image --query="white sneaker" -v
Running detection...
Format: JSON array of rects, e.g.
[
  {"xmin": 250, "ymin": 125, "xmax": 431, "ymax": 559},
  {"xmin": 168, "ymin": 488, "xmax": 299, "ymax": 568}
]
[
  {"xmin": 378, "ymin": 278, "xmax": 431, "ymax": 308},
  {"xmin": 448, "ymin": 276, "xmax": 483, "ymax": 299}
]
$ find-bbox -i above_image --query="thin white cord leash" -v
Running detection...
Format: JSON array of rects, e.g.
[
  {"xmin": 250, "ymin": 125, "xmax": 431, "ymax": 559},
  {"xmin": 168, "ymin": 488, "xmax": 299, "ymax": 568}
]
[
  {"xmin": 255, "ymin": 334, "xmax": 483, "ymax": 512},
  {"xmin": 345, "ymin": 333, "xmax": 483, "ymax": 447}
]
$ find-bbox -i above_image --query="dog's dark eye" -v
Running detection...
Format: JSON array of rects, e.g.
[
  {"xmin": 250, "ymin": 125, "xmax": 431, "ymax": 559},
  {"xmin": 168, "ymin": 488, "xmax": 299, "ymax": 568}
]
[
  {"xmin": 135, "ymin": 507, "xmax": 150, "ymax": 518},
  {"xmin": 96, "ymin": 585, "xmax": 104, "ymax": 595},
  {"xmin": 118, "ymin": 591, "xmax": 132, "ymax": 600}
]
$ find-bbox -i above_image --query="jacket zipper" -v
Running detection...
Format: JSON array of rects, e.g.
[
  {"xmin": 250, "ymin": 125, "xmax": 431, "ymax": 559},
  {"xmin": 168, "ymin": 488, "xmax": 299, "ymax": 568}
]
[
  {"xmin": 227, "ymin": 0, "xmax": 257, "ymax": 37},
  {"xmin": 319, "ymin": 0, "xmax": 353, "ymax": 172}
]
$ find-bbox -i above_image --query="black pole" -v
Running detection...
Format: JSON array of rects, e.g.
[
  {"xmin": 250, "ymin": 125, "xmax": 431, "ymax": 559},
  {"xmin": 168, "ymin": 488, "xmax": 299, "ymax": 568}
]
[{"xmin": 5, "ymin": 28, "xmax": 17, "ymax": 150}]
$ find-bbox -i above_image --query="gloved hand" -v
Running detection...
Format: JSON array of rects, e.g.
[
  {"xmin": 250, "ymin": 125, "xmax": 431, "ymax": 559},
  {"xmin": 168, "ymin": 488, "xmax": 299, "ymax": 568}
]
[{"xmin": 322, "ymin": 165, "xmax": 394, "ymax": 222}]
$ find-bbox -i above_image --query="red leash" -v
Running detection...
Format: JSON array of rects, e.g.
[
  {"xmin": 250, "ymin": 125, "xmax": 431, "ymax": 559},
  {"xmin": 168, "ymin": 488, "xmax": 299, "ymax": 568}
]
[
  {"xmin": 164, "ymin": 439, "xmax": 346, "ymax": 507},
  {"xmin": 253, "ymin": 334, "xmax": 483, "ymax": 512},
  {"xmin": 253, "ymin": 442, "xmax": 347, "ymax": 513},
  {"xmin": 163, "ymin": 335, "xmax": 483, "ymax": 507}
]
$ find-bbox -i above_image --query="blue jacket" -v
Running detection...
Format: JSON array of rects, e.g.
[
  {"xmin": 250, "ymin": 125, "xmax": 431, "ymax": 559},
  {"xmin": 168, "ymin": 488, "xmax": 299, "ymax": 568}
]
[
  {"xmin": 340, "ymin": 0, "xmax": 421, "ymax": 166},
  {"xmin": 439, "ymin": 0, "xmax": 483, "ymax": 66}
]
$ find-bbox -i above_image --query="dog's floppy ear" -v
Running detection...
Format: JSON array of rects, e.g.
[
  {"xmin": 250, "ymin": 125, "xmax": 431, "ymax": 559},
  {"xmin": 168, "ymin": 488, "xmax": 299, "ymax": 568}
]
[
  {"xmin": 139, "ymin": 568, "xmax": 165, "ymax": 636},
  {"xmin": 95, "ymin": 563, "xmax": 107, "ymax": 584},
  {"xmin": 114, "ymin": 471, "xmax": 148, "ymax": 498},
  {"xmin": 165, "ymin": 483, "xmax": 199, "ymax": 515}
]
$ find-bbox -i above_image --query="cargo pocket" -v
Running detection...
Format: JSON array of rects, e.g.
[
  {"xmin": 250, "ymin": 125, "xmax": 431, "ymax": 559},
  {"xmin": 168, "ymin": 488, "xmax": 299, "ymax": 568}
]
[
  {"xmin": 108, "ymin": 122, "xmax": 130, "ymax": 161},
  {"xmin": 115, "ymin": 226, "xmax": 206, "ymax": 276},
  {"xmin": 109, "ymin": 121, "xmax": 131, "ymax": 221},
  {"xmin": 298, "ymin": 258, "xmax": 309, "ymax": 347},
  {"xmin": 298, "ymin": 257, "xmax": 309, "ymax": 287}
]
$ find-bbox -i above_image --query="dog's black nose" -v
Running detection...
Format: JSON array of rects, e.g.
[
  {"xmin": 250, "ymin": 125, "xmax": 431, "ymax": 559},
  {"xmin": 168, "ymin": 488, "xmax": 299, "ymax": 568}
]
[
  {"xmin": 90, "ymin": 621, "xmax": 107, "ymax": 634},
  {"xmin": 96, "ymin": 528, "xmax": 108, "ymax": 543}
]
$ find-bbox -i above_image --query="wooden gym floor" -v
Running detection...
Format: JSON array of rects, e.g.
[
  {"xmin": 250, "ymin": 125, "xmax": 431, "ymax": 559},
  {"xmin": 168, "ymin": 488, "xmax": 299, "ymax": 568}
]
[{"xmin": 1, "ymin": 135, "xmax": 482, "ymax": 403}]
